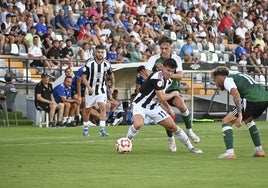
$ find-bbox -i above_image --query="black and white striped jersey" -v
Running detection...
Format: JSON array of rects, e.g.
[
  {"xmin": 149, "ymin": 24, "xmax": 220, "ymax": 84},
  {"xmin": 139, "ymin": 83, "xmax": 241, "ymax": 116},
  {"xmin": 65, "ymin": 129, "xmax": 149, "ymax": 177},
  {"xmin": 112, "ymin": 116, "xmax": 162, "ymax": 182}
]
[
  {"xmin": 134, "ymin": 71, "xmax": 172, "ymax": 109},
  {"xmin": 82, "ymin": 58, "xmax": 113, "ymax": 96}
]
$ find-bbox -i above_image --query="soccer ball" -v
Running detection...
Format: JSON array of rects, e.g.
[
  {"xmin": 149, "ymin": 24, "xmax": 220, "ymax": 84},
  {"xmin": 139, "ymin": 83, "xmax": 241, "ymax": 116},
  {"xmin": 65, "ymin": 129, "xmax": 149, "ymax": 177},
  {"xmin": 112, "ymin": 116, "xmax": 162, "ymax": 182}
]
[{"xmin": 115, "ymin": 137, "xmax": 132, "ymax": 154}]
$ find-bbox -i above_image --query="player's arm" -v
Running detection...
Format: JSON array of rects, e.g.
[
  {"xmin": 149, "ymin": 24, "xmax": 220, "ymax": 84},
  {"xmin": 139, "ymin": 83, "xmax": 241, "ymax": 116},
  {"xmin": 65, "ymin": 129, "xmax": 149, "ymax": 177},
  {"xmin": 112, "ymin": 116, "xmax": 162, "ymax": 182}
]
[
  {"xmin": 81, "ymin": 73, "xmax": 93, "ymax": 94},
  {"xmin": 230, "ymin": 87, "xmax": 243, "ymax": 127},
  {"xmin": 156, "ymin": 90, "xmax": 180, "ymax": 102},
  {"xmin": 76, "ymin": 77, "xmax": 82, "ymax": 98},
  {"xmin": 170, "ymin": 70, "xmax": 183, "ymax": 81}
]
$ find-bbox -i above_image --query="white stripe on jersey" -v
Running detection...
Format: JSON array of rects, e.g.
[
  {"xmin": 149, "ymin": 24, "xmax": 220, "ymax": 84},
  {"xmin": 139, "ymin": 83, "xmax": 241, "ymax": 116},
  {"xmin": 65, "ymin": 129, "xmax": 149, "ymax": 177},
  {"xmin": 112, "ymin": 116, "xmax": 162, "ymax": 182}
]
[
  {"xmin": 83, "ymin": 59, "xmax": 112, "ymax": 96},
  {"xmin": 134, "ymin": 71, "xmax": 172, "ymax": 109}
]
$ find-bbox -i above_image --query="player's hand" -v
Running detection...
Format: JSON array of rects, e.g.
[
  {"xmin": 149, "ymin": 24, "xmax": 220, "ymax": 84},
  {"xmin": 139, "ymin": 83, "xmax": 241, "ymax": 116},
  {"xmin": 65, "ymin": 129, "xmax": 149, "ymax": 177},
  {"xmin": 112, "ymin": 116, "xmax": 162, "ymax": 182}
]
[
  {"xmin": 156, "ymin": 63, "xmax": 164, "ymax": 71},
  {"xmin": 88, "ymin": 87, "xmax": 94, "ymax": 95},
  {"xmin": 234, "ymin": 113, "xmax": 243, "ymax": 128},
  {"xmin": 139, "ymin": 69, "xmax": 148, "ymax": 80}
]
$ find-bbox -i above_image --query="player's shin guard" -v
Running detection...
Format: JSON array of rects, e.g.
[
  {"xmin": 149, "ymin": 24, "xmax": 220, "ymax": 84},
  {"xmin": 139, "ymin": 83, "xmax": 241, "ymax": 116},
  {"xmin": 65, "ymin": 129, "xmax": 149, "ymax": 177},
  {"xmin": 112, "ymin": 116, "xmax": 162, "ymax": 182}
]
[
  {"xmin": 126, "ymin": 125, "xmax": 138, "ymax": 140},
  {"xmin": 174, "ymin": 128, "xmax": 193, "ymax": 149},
  {"xmin": 222, "ymin": 124, "xmax": 233, "ymax": 150},
  {"xmin": 181, "ymin": 109, "xmax": 192, "ymax": 129},
  {"xmin": 247, "ymin": 121, "xmax": 262, "ymax": 147}
]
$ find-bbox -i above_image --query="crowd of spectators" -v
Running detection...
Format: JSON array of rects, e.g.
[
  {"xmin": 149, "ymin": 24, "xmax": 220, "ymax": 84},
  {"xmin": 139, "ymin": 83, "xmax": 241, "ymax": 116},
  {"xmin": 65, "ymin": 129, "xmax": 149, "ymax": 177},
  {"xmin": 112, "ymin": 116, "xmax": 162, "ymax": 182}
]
[{"xmin": 0, "ymin": 0, "xmax": 268, "ymax": 79}]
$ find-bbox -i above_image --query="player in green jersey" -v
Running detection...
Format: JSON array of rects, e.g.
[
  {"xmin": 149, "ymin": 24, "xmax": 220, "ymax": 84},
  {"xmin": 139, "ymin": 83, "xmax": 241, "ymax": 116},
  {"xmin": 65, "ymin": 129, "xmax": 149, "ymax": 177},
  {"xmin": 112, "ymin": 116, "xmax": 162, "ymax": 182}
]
[
  {"xmin": 145, "ymin": 36, "xmax": 200, "ymax": 152},
  {"xmin": 211, "ymin": 66, "xmax": 268, "ymax": 158}
]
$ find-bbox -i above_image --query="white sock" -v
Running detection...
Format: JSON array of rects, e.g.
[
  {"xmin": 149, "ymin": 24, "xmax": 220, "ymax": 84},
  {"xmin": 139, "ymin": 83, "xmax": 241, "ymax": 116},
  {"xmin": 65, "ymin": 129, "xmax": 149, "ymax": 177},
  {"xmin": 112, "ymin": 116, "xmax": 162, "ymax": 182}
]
[
  {"xmin": 69, "ymin": 116, "xmax": 74, "ymax": 121},
  {"xmin": 62, "ymin": 117, "xmax": 68, "ymax": 123},
  {"xmin": 174, "ymin": 128, "xmax": 193, "ymax": 150},
  {"xmin": 83, "ymin": 121, "xmax": 89, "ymax": 130},
  {"xmin": 66, "ymin": 117, "xmax": 72, "ymax": 123},
  {"xmin": 126, "ymin": 125, "xmax": 138, "ymax": 140},
  {"xmin": 99, "ymin": 120, "xmax": 106, "ymax": 129},
  {"xmin": 226, "ymin": 149, "xmax": 234, "ymax": 154}
]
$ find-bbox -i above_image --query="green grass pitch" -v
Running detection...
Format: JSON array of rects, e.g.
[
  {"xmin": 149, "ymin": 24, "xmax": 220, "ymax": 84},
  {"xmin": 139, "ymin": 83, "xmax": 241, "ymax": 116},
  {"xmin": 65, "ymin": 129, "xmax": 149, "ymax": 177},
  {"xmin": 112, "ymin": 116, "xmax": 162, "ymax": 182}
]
[{"xmin": 0, "ymin": 121, "xmax": 267, "ymax": 188}]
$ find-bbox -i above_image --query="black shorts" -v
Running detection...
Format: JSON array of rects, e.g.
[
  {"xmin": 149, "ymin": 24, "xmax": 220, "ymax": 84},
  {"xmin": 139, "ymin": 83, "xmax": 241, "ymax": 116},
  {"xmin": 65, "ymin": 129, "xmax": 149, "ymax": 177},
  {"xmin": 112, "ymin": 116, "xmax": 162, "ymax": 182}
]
[
  {"xmin": 165, "ymin": 89, "xmax": 182, "ymax": 106},
  {"xmin": 232, "ymin": 100, "xmax": 268, "ymax": 120},
  {"xmin": 30, "ymin": 60, "xmax": 44, "ymax": 67},
  {"xmin": 36, "ymin": 102, "xmax": 50, "ymax": 113}
]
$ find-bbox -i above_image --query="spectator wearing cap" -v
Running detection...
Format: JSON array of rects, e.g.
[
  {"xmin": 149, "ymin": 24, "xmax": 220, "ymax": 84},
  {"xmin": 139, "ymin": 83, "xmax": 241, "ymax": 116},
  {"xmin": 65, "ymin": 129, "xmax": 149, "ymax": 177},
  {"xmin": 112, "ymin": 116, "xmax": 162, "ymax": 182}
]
[
  {"xmin": 35, "ymin": 72, "xmax": 64, "ymax": 127},
  {"xmin": 0, "ymin": 73, "xmax": 16, "ymax": 96}
]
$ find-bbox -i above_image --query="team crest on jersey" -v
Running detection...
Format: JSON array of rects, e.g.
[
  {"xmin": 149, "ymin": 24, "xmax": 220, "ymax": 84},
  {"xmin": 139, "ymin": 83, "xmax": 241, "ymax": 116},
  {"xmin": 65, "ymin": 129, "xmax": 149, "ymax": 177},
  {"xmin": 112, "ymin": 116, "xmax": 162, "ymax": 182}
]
[
  {"xmin": 157, "ymin": 80, "xmax": 163, "ymax": 87},
  {"xmin": 82, "ymin": 67, "xmax": 87, "ymax": 72}
]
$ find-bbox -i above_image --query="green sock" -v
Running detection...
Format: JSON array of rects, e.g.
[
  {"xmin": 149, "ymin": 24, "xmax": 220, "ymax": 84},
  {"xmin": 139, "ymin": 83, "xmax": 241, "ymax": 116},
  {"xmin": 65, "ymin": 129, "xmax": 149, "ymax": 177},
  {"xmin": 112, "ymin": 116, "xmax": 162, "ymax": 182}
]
[
  {"xmin": 182, "ymin": 114, "xmax": 192, "ymax": 129},
  {"xmin": 249, "ymin": 125, "xmax": 261, "ymax": 147},
  {"xmin": 222, "ymin": 124, "xmax": 233, "ymax": 150},
  {"xmin": 165, "ymin": 129, "xmax": 173, "ymax": 137}
]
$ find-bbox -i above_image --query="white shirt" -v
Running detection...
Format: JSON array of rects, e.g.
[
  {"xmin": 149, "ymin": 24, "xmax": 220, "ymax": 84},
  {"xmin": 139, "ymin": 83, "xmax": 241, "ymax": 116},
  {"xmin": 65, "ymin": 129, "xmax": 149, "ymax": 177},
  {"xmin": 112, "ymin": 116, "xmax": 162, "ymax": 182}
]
[{"xmin": 28, "ymin": 45, "xmax": 43, "ymax": 57}]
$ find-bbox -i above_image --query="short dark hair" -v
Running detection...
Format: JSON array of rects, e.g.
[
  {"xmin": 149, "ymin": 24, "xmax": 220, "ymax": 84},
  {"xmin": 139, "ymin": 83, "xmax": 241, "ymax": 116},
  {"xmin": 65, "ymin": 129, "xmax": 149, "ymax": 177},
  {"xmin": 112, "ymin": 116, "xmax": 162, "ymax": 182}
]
[
  {"xmin": 163, "ymin": 58, "xmax": 177, "ymax": 69},
  {"xmin": 158, "ymin": 36, "xmax": 173, "ymax": 45},
  {"xmin": 95, "ymin": 44, "xmax": 106, "ymax": 50},
  {"xmin": 137, "ymin": 65, "xmax": 145, "ymax": 73},
  {"xmin": 211, "ymin": 66, "xmax": 229, "ymax": 78}
]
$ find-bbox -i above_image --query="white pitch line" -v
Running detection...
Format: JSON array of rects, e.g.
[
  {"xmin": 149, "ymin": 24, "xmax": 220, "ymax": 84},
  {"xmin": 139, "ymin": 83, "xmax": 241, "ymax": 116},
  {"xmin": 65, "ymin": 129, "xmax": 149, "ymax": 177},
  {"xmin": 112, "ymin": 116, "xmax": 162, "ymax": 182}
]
[{"xmin": 1, "ymin": 137, "xmax": 167, "ymax": 147}]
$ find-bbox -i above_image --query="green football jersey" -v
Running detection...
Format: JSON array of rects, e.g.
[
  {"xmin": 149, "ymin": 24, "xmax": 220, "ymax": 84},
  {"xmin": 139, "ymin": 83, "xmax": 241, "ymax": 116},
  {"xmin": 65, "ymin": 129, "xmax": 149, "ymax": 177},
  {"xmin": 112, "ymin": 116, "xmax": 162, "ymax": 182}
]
[
  {"xmin": 230, "ymin": 73, "xmax": 268, "ymax": 102},
  {"xmin": 153, "ymin": 56, "xmax": 181, "ymax": 92}
]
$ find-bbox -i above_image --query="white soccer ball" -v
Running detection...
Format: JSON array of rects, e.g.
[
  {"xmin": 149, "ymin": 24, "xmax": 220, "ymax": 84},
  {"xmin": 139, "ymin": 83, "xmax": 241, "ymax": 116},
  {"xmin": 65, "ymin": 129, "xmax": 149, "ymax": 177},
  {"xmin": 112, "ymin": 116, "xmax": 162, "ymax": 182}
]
[{"xmin": 115, "ymin": 137, "xmax": 132, "ymax": 154}]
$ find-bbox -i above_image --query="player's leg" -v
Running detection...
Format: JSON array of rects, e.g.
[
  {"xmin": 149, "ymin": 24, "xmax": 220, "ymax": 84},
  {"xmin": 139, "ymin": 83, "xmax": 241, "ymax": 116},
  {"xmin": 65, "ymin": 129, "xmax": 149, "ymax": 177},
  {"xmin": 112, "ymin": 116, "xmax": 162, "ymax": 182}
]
[
  {"xmin": 126, "ymin": 103, "xmax": 146, "ymax": 140},
  {"xmin": 126, "ymin": 114, "xmax": 144, "ymax": 140},
  {"xmin": 161, "ymin": 103, "xmax": 177, "ymax": 152},
  {"xmin": 98, "ymin": 101, "xmax": 109, "ymax": 136},
  {"xmin": 82, "ymin": 95, "xmax": 95, "ymax": 136},
  {"xmin": 158, "ymin": 115, "xmax": 203, "ymax": 154},
  {"xmin": 150, "ymin": 106, "xmax": 202, "ymax": 153},
  {"xmin": 171, "ymin": 95, "xmax": 200, "ymax": 143},
  {"xmin": 244, "ymin": 101, "xmax": 267, "ymax": 157},
  {"xmin": 218, "ymin": 111, "xmax": 237, "ymax": 159}
]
